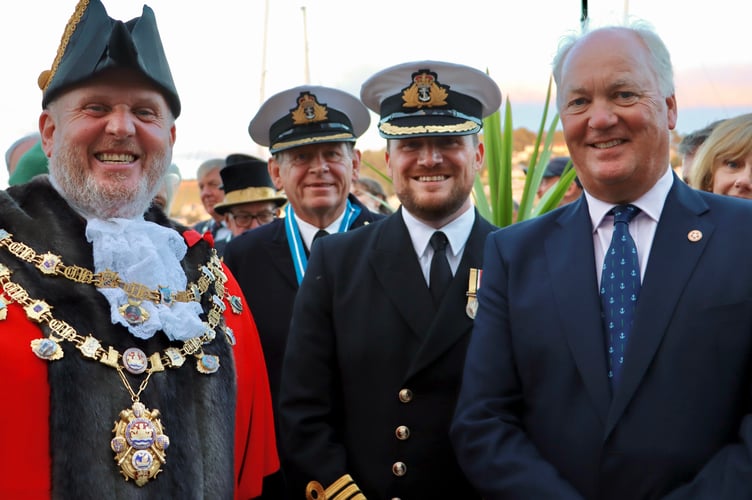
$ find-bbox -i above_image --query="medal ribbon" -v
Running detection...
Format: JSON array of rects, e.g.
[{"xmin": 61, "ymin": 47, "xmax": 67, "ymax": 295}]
[{"xmin": 285, "ymin": 200, "xmax": 361, "ymax": 285}]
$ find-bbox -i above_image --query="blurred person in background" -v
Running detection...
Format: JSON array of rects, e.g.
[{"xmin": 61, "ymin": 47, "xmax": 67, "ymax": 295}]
[
  {"xmin": 5, "ymin": 132, "xmax": 40, "ymax": 177},
  {"xmin": 678, "ymin": 119, "xmax": 724, "ymax": 183},
  {"xmin": 535, "ymin": 156, "xmax": 583, "ymax": 206},
  {"xmin": 152, "ymin": 163, "xmax": 182, "ymax": 214},
  {"xmin": 213, "ymin": 153, "xmax": 287, "ymax": 237},
  {"xmin": 7, "ymin": 138, "xmax": 49, "ymax": 186},
  {"xmin": 193, "ymin": 157, "xmax": 232, "ymax": 255},
  {"xmin": 689, "ymin": 113, "xmax": 752, "ymax": 199},
  {"xmin": 352, "ymin": 176, "xmax": 392, "ymax": 214}
]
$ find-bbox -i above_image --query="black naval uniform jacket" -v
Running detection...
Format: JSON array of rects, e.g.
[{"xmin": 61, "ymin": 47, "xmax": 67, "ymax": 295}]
[
  {"xmin": 279, "ymin": 208, "xmax": 494, "ymax": 499},
  {"xmin": 223, "ymin": 194, "xmax": 382, "ymax": 416}
]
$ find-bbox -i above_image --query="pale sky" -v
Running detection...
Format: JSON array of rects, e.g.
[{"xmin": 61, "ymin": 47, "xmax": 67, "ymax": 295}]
[{"xmin": 2, "ymin": 0, "xmax": 751, "ymax": 186}]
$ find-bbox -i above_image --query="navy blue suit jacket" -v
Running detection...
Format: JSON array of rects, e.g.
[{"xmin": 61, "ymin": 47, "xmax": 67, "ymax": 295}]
[{"xmin": 451, "ymin": 176, "xmax": 752, "ymax": 499}]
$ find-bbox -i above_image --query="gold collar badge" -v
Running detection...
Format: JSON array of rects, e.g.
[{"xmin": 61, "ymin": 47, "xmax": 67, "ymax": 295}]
[
  {"xmin": 401, "ymin": 69, "xmax": 449, "ymax": 109},
  {"xmin": 291, "ymin": 92, "xmax": 328, "ymax": 125}
]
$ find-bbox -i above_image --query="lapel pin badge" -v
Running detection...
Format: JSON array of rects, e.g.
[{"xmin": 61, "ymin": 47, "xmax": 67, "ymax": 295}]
[{"xmin": 687, "ymin": 229, "xmax": 702, "ymax": 242}]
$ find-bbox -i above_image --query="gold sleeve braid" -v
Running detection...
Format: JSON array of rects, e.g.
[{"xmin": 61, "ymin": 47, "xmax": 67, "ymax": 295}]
[{"xmin": 306, "ymin": 474, "xmax": 366, "ymax": 500}]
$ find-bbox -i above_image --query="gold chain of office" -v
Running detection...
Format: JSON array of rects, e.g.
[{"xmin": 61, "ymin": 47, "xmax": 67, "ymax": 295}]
[
  {"xmin": 0, "ymin": 228, "xmax": 217, "ymax": 304},
  {"xmin": 0, "ymin": 227, "xmax": 234, "ymax": 486}
]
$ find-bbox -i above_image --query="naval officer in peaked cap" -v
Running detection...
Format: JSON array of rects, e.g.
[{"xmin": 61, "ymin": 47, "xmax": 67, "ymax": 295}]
[
  {"xmin": 223, "ymin": 84, "xmax": 384, "ymax": 499},
  {"xmin": 278, "ymin": 61, "xmax": 500, "ymax": 499}
]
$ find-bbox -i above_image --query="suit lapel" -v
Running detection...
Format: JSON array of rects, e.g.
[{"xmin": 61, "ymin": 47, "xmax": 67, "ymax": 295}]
[
  {"xmin": 266, "ymin": 197, "xmax": 376, "ymax": 290},
  {"xmin": 262, "ymin": 220, "xmax": 299, "ymax": 290},
  {"xmin": 546, "ymin": 199, "xmax": 612, "ymax": 424},
  {"xmin": 605, "ymin": 180, "xmax": 712, "ymax": 436},
  {"xmin": 369, "ymin": 213, "xmax": 436, "ymax": 342},
  {"xmin": 405, "ymin": 214, "xmax": 494, "ymax": 380}
]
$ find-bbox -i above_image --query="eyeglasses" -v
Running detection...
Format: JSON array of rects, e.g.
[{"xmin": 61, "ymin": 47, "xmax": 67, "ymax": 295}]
[{"xmin": 229, "ymin": 210, "xmax": 277, "ymax": 226}]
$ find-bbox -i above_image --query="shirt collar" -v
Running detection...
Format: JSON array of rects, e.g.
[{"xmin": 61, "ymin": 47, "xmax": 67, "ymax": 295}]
[
  {"xmin": 401, "ymin": 205, "xmax": 476, "ymax": 258},
  {"xmin": 295, "ymin": 208, "xmax": 347, "ymax": 249},
  {"xmin": 586, "ymin": 166, "xmax": 674, "ymax": 232}
]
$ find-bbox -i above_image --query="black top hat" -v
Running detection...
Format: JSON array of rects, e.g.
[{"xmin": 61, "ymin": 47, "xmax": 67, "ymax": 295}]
[
  {"xmin": 213, "ymin": 154, "xmax": 287, "ymax": 214},
  {"xmin": 249, "ymin": 85, "xmax": 370, "ymax": 154},
  {"xmin": 38, "ymin": 0, "xmax": 181, "ymax": 117},
  {"xmin": 360, "ymin": 61, "xmax": 501, "ymax": 139}
]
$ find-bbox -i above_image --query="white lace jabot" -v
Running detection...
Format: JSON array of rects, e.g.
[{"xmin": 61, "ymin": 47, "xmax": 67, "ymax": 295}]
[{"xmin": 86, "ymin": 217, "xmax": 205, "ymax": 341}]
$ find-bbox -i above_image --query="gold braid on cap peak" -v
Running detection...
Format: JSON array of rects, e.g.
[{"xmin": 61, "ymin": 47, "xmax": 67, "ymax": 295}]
[{"xmin": 38, "ymin": 0, "xmax": 90, "ymax": 92}]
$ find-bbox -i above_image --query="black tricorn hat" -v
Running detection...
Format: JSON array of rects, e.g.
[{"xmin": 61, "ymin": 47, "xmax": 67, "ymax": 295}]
[
  {"xmin": 214, "ymin": 154, "xmax": 287, "ymax": 214},
  {"xmin": 38, "ymin": 0, "xmax": 181, "ymax": 117},
  {"xmin": 249, "ymin": 85, "xmax": 370, "ymax": 154}
]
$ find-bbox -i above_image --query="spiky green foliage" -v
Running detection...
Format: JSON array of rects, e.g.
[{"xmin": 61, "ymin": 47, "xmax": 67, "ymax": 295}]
[{"xmin": 475, "ymin": 76, "xmax": 575, "ymax": 227}]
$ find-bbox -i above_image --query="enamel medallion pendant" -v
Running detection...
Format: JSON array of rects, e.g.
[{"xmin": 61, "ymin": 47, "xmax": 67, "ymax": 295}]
[{"xmin": 111, "ymin": 401, "xmax": 170, "ymax": 486}]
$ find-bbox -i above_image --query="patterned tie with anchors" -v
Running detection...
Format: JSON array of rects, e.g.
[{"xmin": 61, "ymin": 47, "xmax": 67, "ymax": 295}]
[{"xmin": 600, "ymin": 204, "xmax": 641, "ymax": 388}]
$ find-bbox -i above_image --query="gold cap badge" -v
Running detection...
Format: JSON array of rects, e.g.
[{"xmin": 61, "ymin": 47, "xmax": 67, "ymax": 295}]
[
  {"xmin": 401, "ymin": 69, "xmax": 449, "ymax": 109},
  {"xmin": 291, "ymin": 92, "xmax": 328, "ymax": 125}
]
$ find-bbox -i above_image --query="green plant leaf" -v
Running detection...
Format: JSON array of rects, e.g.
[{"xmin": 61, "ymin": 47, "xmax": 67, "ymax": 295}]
[{"xmin": 475, "ymin": 74, "xmax": 575, "ymax": 225}]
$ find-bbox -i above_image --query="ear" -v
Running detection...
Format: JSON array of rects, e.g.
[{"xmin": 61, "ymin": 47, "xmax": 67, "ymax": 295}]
[
  {"xmin": 39, "ymin": 111, "xmax": 55, "ymax": 158},
  {"xmin": 473, "ymin": 141, "xmax": 485, "ymax": 173},
  {"xmin": 385, "ymin": 147, "xmax": 392, "ymax": 178},
  {"xmin": 268, "ymin": 157, "xmax": 284, "ymax": 190},
  {"xmin": 350, "ymin": 148, "xmax": 362, "ymax": 182},
  {"xmin": 665, "ymin": 94, "xmax": 678, "ymax": 130}
]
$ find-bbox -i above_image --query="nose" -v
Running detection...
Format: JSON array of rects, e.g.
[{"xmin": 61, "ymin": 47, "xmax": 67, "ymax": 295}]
[
  {"xmin": 308, "ymin": 153, "xmax": 330, "ymax": 173},
  {"xmin": 587, "ymin": 100, "xmax": 618, "ymax": 129},
  {"xmin": 734, "ymin": 165, "xmax": 752, "ymax": 188},
  {"xmin": 105, "ymin": 107, "xmax": 136, "ymax": 138},
  {"xmin": 417, "ymin": 144, "xmax": 442, "ymax": 166}
]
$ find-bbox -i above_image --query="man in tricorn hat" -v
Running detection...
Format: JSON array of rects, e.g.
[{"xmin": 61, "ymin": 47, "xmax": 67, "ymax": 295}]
[
  {"xmin": 0, "ymin": 0, "xmax": 278, "ymax": 497},
  {"xmin": 214, "ymin": 153, "xmax": 287, "ymax": 237},
  {"xmin": 278, "ymin": 61, "xmax": 500, "ymax": 499},
  {"xmin": 223, "ymin": 84, "xmax": 384, "ymax": 498}
]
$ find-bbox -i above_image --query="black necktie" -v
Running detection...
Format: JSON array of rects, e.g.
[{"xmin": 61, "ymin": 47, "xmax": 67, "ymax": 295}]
[
  {"xmin": 307, "ymin": 229, "xmax": 329, "ymax": 257},
  {"xmin": 429, "ymin": 231, "xmax": 452, "ymax": 306},
  {"xmin": 313, "ymin": 229, "xmax": 329, "ymax": 242}
]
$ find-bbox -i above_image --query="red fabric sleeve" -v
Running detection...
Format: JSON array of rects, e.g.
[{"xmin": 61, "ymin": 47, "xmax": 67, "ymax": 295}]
[
  {"xmin": 0, "ymin": 302, "xmax": 51, "ymax": 498},
  {"xmin": 222, "ymin": 264, "xmax": 280, "ymax": 499}
]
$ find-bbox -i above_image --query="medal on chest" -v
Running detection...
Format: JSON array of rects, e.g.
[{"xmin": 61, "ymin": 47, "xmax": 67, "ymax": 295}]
[{"xmin": 465, "ymin": 268, "xmax": 482, "ymax": 319}]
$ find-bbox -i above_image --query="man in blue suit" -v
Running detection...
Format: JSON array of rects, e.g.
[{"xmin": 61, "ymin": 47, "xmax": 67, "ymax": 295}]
[{"xmin": 451, "ymin": 22, "xmax": 752, "ymax": 499}]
